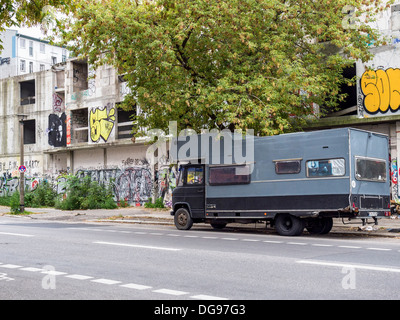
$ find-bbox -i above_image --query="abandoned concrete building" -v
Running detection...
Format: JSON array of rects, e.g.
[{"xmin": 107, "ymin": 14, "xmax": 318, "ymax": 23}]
[
  {"xmin": 0, "ymin": 4, "xmax": 400, "ymax": 206},
  {"xmin": 0, "ymin": 58, "xmax": 175, "ymax": 206}
]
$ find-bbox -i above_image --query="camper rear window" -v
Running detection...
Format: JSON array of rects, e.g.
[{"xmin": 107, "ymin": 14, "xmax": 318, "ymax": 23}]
[
  {"xmin": 355, "ymin": 157, "xmax": 386, "ymax": 182},
  {"xmin": 209, "ymin": 165, "xmax": 251, "ymax": 185},
  {"xmin": 306, "ymin": 158, "xmax": 345, "ymax": 178}
]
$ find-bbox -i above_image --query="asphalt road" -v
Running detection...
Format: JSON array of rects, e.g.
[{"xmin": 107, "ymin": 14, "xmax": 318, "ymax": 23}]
[{"xmin": 1, "ymin": 216, "xmax": 400, "ymax": 300}]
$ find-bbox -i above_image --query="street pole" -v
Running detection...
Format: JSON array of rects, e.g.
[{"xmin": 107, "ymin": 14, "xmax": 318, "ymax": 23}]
[{"xmin": 18, "ymin": 115, "xmax": 27, "ymax": 213}]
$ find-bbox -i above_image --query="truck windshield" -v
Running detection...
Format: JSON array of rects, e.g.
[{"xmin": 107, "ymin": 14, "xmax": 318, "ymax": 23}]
[{"xmin": 355, "ymin": 157, "xmax": 386, "ymax": 182}]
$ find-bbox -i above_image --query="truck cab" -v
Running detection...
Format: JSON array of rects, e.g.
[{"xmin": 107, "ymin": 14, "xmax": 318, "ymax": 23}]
[{"xmin": 171, "ymin": 164, "xmax": 205, "ymax": 230}]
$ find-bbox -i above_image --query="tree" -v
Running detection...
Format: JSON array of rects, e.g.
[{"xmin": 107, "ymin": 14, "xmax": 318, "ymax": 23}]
[
  {"xmin": 0, "ymin": 0, "xmax": 75, "ymax": 49},
  {"xmin": 58, "ymin": 0, "xmax": 390, "ymax": 136}
]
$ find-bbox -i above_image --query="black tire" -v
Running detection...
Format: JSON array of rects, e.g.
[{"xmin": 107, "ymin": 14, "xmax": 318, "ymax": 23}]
[
  {"xmin": 174, "ymin": 208, "xmax": 193, "ymax": 230},
  {"xmin": 275, "ymin": 213, "xmax": 305, "ymax": 236},
  {"xmin": 210, "ymin": 221, "xmax": 227, "ymax": 229},
  {"xmin": 306, "ymin": 217, "xmax": 333, "ymax": 235}
]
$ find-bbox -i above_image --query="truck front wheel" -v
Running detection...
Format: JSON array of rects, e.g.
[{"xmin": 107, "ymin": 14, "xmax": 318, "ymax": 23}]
[
  {"xmin": 275, "ymin": 213, "xmax": 304, "ymax": 236},
  {"xmin": 174, "ymin": 208, "xmax": 193, "ymax": 230}
]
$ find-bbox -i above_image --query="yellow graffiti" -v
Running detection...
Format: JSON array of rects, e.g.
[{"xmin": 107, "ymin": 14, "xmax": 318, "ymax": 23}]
[
  {"xmin": 361, "ymin": 68, "xmax": 400, "ymax": 114},
  {"xmin": 89, "ymin": 107, "xmax": 116, "ymax": 142}
]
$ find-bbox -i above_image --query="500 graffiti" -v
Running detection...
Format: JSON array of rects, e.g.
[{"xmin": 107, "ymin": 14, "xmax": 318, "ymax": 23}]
[{"xmin": 361, "ymin": 68, "xmax": 400, "ymax": 114}]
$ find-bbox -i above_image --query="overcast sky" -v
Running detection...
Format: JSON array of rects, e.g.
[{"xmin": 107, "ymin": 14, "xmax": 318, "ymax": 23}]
[{"xmin": 16, "ymin": 26, "xmax": 47, "ymax": 39}]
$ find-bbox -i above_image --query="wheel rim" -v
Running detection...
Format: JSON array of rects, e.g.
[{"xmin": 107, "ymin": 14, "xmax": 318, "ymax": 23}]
[
  {"xmin": 177, "ymin": 212, "xmax": 187, "ymax": 226},
  {"xmin": 283, "ymin": 216, "xmax": 293, "ymax": 230}
]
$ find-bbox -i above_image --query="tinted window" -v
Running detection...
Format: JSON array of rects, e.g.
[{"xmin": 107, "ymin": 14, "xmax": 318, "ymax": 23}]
[
  {"xmin": 355, "ymin": 157, "xmax": 386, "ymax": 182},
  {"xmin": 209, "ymin": 165, "xmax": 250, "ymax": 185},
  {"xmin": 275, "ymin": 160, "xmax": 301, "ymax": 174},
  {"xmin": 306, "ymin": 159, "xmax": 345, "ymax": 177}
]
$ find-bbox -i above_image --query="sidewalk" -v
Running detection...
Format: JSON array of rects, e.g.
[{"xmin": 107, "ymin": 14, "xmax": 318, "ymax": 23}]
[{"xmin": 1, "ymin": 205, "xmax": 400, "ymax": 237}]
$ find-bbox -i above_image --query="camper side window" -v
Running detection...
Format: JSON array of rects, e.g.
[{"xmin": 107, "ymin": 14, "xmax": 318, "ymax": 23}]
[
  {"xmin": 209, "ymin": 165, "xmax": 251, "ymax": 185},
  {"xmin": 274, "ymin": 160, "xmax": 301, "ymax": 174},
  {"xmin": 306, "ymin": 159, "xmax": 345, "ymax": 177}
]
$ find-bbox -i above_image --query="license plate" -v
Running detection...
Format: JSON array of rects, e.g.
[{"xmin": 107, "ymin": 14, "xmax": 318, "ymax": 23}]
[{"xmin": 368, "ymin": 212, "xmax": 378, "ymax": 217}]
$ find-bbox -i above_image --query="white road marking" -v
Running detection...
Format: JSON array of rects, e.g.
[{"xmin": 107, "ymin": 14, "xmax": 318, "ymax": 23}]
[
  {"xmin": 120, "ymin": 283, "xmax": 152, "ymax": 290},
  {"xmin": 0, "ymin": 232, "xmax": 34, "ymax": 237},
  {"xmin": 153, "ymin": 288, "xmax": 189, "ymax": 296},
  {"xmin": 288, "ymin": 242, "xmax": 307, "ymax": 246},
  {"xmin": 41, "ymin": 270, "xmax": 68, "ymax": 276},
  {"xmin": 0, "ymin": 264, "xmax": 22, "ymax": 269},
  {"xmin": 366, "ymin": 247, "xmax": 392, "ymax": 251},
  {"xmin": 20, "ymin": 267, "xmax": 43, "ymax": 272},
  {"xmin": 221, "ymin": 237, "xmax": 238, "ymax": 241},
  {"xmin": 297, "ymin": 260, "xmax": 400, "ymax": 273},
  {"xmin": 242, "ymin": 239, "xmax": 260, "ymax": 242},
  {"xmin": 190, "ymin": 294, "xmax": 229, "ymax": 300},
  {"xmin": 93, "ymin": 241, "xmax": 182, "ymax": 251},
  {"xmin": 338, "ymin": 245, "xmax": 361, "ymax": 249},
  {"xmin": 263, "ymin": 240, "xmax": 283, "ymax": 244},
  {"xmin": 1, "ymin": 261, "xmax": 227, "ymax": 299},
  {"xmin": 91, "ymin": 278, "xmax": 122, "ymax": 285},
  {"xmin": 66, "ymin": 274, "xmax": 94, "ymax": 280},
  {"xmin": 312, "ymin": 244, "xmax": 333, "ymax": 247}
]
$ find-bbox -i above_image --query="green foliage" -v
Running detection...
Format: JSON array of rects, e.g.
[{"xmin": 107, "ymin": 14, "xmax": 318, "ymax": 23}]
[
  {"xmin": 0, "ymin": 1, "xmax": 76, "ymax": 50},
  {"xmin": 0, "ymin": 195, "xmax": 12, "ymax": 207},
  {"xmin": 57, "ymin": 0, "xmax": 391, "ymax": 136},
  {"xmin": 9, "ymin": 191, "xmax": 21, "ymax": 213},
  {"xmin": 144, "ymin": 197, "xmax": 165, "ymax": 209},
  {"xmin": 25, "ymin": 180, "xmax": 57, "ymax": 208},
  {"xmin": 55, "ymin": 175, "xmax": 117, "ymax": 210}
]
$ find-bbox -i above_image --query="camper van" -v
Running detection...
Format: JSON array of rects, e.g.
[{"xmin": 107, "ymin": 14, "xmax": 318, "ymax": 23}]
[{"xmin": 170, "ymin": 128, "xmax": 391, "ymax": 236}]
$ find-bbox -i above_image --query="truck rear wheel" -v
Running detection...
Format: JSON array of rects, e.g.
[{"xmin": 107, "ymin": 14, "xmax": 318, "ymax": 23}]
[
  {"xmin": 174, "ymin": 208, "xmax": 193, "ymax": 230},
  {"xmin": 306, "ymin": 217, "xmax": 333, "ymax": 235},
  {"xmin": 275, "ymin": 213, "xmax": 304, "ymax": 236}
]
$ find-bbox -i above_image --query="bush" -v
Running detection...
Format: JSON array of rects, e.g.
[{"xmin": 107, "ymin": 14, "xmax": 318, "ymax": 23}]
[
  {"xmin": 144, "ymin": 197, "xmax": 165, "ymax": 208},
  {"xmin": 55, "ymin": 175, "xmax": 117, "ymax": 210},
  {"xmin": 10, "ymin": 191, "xmax": 21, "ymax": 213},
  {"xmin": 25, "ymin": 180, "xmax": 57, "ymax": 208},
  {"xmin": 0, "ymin": 195, "xmax": 12, "ymax": 207}
]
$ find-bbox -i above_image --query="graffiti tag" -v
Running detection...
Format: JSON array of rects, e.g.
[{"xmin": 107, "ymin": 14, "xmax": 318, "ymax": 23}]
[
  {"xmin": 361, "ymin": 68, "xmax": 400, "ymax": 114},
  {"xmin": 89, "ymin": 106, "xmax": 116, "ymax": 142}
]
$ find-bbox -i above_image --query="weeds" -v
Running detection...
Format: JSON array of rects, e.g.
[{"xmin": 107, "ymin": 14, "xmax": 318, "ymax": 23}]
[
  {"xmin": 55, "ymin": 175, "xmax": 117, "ymax": 210},
  {"xmin": 144, "ymin": 197, "xmax": 165, "ymax": 208}
]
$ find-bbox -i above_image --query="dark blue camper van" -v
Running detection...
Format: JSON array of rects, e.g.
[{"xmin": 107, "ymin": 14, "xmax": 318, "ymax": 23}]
[{"xmin": 171, "ymin": 128, "xmax": 391, "ymax": 236}]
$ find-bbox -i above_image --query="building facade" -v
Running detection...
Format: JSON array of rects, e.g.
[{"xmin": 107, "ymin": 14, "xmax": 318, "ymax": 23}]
[
  {"xmin": 0, "ymin": 29, "xmax": 69, "ymax": 79},
  {"xmin": 0, "ymin": 58, "xmax": 175, "ymax": 206},
  {"xmin": 311, "ymin": 3, "xmax": 400, "ymax": 202}
]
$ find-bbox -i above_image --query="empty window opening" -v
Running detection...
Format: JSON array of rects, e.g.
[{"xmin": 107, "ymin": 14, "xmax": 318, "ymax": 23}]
[
  {"xmin": 117, "ymin": 106, "xmax": 136, "ymax": 139},
  {"xmin": 23, "ymin": 119, "xmax": 36, "ymax": 145},
  {"xmin": 72, "ymin": 61, "xmax": 89, "ymax": 92},
  {"xmin": 20, "ymin": 79, "xmax": 35, "ymax": 105},
  {"xmin": 71, "ymin": 108, "xmax": 88, "ymax": 143}
]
